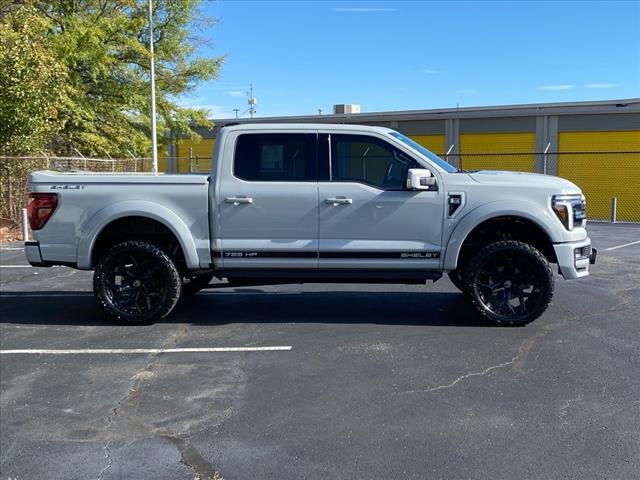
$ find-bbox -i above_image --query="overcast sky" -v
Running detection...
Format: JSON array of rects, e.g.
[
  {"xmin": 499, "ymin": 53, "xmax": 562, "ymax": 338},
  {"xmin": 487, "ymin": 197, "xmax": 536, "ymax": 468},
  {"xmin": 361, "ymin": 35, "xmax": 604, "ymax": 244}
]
[{"xmin": 181, "ymin": 0, "xmax": 640, "ymax": 118}]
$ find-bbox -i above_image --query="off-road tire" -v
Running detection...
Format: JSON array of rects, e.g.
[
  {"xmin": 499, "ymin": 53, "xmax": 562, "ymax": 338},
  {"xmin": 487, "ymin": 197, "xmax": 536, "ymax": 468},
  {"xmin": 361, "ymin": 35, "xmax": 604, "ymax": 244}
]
[
  {"xmin": 183, "ymin": 272, "xmax": 214, "ymax": 295},
  {"xmin": 93, "ymin": 240, "xmax": 182, "ymax": 324},
  {"xmin": 462, "ymin": 240, "xmax": 554, "ymax": 327}
]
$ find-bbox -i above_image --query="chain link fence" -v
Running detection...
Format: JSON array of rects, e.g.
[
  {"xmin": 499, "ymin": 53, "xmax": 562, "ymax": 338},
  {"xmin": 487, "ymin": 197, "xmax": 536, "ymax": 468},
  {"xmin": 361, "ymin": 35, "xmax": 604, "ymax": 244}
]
[
  {"xmin": 1, "ymin": 150, "xmax": 638, "ymax": 232},
  {"xmin": 554, "ymin": 151, "xmax": 640, "ymax": 223},
  {"xmin": 444, "ymin": 151, "xmax": 640, "ymax": 222},
  {"xmin": 0, "ymin": 156, "xmax": 150, "ymax": 230},
  {"xmin": 172, "ymin": 155, "xmax": 210, "ymax": 173}
]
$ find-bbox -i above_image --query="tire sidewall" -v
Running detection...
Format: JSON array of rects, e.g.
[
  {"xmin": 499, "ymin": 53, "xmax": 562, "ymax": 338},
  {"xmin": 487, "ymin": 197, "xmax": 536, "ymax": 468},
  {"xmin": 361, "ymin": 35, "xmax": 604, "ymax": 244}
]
[
  {"xmin": 93, "ymin": 240, "xmax": 182, "ymax": 324},
  {"xmin": 463, "ymin": 240, "xmax": 554, "ymax": 326}
]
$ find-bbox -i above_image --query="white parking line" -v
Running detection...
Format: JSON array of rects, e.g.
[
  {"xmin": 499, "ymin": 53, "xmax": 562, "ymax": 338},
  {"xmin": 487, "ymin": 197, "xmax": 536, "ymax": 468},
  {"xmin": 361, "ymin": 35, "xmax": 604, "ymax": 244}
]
[
  {"xmin": 0, "ymin": 291, "xmax": 294, "ymax": 298},
  {"xmin": 0, "ymin": 265, "xmax": 63, "ymax": 268},
  {"xmin": 0, "ymin": 293, "xmax": 93, "ymax": 297},
  {"xmin": 0, "ymin": 346, "xmax": 292, "ymax": 355},
  {"xmin": 0, "ymin": 247, "xmax": 24, "ymax": 251},
  {"xmin": 603, "ymin": 240, "xmax": 640, "ymax": 251}
]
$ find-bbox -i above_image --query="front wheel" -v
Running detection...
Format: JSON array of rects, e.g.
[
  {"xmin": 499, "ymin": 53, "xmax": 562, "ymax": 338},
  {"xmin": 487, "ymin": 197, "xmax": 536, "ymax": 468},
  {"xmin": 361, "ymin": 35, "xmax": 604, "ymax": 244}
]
[
  {"xmin": 463, "ymin": 240, "xmax": 554, "ymax": 327},
  {"xmin": 93, "ymin": 240, "xmax": 182, "ymax": 324}
]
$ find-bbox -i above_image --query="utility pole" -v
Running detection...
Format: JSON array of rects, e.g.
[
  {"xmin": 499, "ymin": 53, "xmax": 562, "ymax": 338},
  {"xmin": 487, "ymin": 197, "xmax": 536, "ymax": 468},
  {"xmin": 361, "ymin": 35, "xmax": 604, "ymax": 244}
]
[
  {"xmin": 148, "ymin": 0, "xmax": 158, "ymax": 173},
  {"xmin": 233, "ymin": 109, "xmax": 240, "ymax": 119}
]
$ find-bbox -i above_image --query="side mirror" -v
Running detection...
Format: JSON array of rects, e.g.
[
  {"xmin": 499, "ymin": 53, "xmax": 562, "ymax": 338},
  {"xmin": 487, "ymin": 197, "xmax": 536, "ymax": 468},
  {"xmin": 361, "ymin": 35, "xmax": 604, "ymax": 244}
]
[{"xmin": 406, "ymin": 169, "xmax": 436, "ymax": 190}]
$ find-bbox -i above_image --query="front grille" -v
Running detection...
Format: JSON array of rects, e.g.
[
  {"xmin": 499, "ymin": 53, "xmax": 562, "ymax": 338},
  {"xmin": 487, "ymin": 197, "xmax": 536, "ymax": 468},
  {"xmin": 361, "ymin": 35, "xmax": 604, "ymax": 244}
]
[
  {"xmin": 573, "ymin": 199, "xmax": 586, "ymax": 226},
  {"xmin": 575, "ymin": 245, "xmax": 592, "ymax": 258}
]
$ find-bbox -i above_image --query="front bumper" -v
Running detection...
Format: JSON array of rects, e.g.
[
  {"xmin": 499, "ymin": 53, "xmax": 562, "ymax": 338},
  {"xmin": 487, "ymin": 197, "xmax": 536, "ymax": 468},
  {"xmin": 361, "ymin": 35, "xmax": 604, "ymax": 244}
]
[{"xmin": 553, "ymin": 237, "xmax": 596, "ymax": 280}]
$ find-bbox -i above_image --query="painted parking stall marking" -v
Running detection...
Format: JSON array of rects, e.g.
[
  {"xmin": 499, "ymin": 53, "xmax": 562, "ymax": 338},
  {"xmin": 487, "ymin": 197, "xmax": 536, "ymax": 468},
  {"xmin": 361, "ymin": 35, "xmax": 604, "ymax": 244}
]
[
  {"xmin": 0, "ymin": 265, "xmax": 65, "ymax": 268},
  {"xmin": 603, "ymin": 240, "xmax": 640, "ymax": 251},
  {"xmin": 0, "ymin": 293, "xmax": 93, "ymax": 298},
  {"xmin": 0, "ymin": 346, "xmax": 293, "ymax": 355}
]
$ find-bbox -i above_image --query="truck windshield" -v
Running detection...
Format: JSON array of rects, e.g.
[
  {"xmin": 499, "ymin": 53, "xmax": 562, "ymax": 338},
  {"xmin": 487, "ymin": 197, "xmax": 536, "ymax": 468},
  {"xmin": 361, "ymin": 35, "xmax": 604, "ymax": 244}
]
[{"xmin": 388, "ymin": 132, "xmax": 458, "ymax": 173}]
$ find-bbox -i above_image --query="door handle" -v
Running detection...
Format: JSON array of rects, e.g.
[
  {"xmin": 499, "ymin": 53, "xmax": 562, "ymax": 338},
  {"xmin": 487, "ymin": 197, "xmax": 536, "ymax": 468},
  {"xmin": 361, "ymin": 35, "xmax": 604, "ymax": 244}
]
[
  {"xmin": 325, "ymin": 197, "xmax": 353, "ymax": 206},
  {"xmin": 225, "ymin": 196, "xmax": 253, "ymax": 205}
]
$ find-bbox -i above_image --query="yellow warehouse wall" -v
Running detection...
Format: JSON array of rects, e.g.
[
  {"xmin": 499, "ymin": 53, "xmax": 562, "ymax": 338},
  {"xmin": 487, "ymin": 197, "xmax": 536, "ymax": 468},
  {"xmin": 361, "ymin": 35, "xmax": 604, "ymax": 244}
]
[
  {"xmin": 165, "ymin": 130, "xmax": 639, "ymax": 222},
  {"xmin": 157, "ymin": 145, "xmax": 170, "ymax": 172},
  {"xmin": 156, "ymin": 157, "xmax": 168, "ymax": 172},
  {"xmin": 175, "ymin": 138, "xmax": 216, "ymax": 172},
  {"xmin": 558, "ymin": 130, "xmax": 640, "ymax": 152},
  {"xmin": 408, "ymin": 135, "xmax": 446, "ymax": 155},
  {"xmin": 176, "ymin": 136, "xmax": 447, "ymax": 172},
  {"xmin": 460, "ymin": 132, "xmax": 536, "ymax": 172},
  {"xmin": 558, "ymin": 131, "xmax": 640, "ymax": 221}
]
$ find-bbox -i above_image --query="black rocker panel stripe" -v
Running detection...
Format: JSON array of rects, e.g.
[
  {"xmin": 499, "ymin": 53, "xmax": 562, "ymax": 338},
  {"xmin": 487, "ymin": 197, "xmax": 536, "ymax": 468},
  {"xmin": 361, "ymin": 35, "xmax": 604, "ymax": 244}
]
[
  {"xmin": 320, "ymin": 251, "xmax": 440, "ymax": 259},
  {"xmin": 213, "ymin": 251, "xmax": 440, "ymax": 259}
]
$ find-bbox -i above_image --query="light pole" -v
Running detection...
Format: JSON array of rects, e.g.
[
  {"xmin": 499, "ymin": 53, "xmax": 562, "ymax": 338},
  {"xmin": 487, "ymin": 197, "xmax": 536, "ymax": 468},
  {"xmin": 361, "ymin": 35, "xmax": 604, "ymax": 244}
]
[{"xmin": 148, "ymin": 0, "xmax": 158, "ymax": 173}]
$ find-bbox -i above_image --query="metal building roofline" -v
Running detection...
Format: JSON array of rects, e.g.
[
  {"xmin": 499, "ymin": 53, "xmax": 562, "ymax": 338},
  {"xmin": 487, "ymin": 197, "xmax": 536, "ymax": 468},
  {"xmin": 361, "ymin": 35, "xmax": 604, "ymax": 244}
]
[{"xmin": 209, "ymin": 98, "xmax": 640, "ymax": 124}]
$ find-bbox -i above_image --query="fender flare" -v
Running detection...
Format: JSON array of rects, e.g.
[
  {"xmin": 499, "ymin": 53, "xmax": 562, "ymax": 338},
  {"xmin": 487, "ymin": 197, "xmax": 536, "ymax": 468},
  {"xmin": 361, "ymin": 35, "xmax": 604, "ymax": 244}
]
[
  {"xmin": 76, "ymin": 200, "xmax": 200, "ymax": 270},
  {"xmin": 443, "ymin": 200, "xmax": 560, "ymax": 271}
]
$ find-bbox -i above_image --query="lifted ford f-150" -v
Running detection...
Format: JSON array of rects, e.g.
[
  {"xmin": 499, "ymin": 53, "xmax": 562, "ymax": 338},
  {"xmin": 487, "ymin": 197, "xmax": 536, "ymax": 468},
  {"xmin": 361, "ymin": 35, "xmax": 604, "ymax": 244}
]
[{"xmin": 25, "ymin": 124, "xmax": 596, "ymax": 326}]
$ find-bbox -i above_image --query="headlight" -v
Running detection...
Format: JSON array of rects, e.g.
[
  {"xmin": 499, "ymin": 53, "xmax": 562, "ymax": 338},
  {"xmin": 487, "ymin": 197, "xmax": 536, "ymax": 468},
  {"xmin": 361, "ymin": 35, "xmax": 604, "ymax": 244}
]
[{"xmin": 552, "ymin": 194, "xmax": 586, "ymax": 230}]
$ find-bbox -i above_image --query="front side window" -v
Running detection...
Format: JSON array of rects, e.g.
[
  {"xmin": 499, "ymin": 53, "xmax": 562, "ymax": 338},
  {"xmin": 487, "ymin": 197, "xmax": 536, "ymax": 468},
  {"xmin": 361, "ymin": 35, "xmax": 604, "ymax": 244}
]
[
  {"xmin": 388, "ymin": 131, "xmax": 458, "ymax": 173},
  {"xmin": 234, "ymin": 133, "xmax": 316, "ymax": 181},
  {"xmin": 331, "ymin": 134, "xmax": 418, "ymax": 190}
]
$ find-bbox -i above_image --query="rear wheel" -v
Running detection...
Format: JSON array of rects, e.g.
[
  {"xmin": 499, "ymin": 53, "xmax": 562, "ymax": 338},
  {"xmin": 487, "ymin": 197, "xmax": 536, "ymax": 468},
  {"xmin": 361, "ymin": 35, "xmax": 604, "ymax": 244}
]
[
  {"xmin": 463, "ymin": 240, "xmax": 554, "ymax": 326},
  {"xmin": 93, "ymin": 240, "xmax": 182, "ymax": 324}
]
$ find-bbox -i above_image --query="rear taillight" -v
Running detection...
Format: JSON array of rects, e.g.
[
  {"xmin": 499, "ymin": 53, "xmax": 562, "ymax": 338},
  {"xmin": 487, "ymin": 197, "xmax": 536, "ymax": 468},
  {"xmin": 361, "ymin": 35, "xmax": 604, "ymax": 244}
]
[{"xmin": 27, "ymin": 193, "xmax": 58, "ymax": 230}]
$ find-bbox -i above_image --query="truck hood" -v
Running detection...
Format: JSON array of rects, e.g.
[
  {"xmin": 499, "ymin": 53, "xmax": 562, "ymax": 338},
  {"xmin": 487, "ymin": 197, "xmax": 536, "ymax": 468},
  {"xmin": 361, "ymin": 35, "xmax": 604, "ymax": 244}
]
[{"xmin": 468, "ymin": 170, "xmax": 581, "ymax": 194}]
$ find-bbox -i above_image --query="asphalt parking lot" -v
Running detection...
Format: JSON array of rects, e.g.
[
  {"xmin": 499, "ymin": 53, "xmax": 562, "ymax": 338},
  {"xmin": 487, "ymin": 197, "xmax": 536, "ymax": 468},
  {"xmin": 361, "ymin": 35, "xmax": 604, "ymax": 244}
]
[{"xmin": 1, "ymin": 223, "xmax": 639, "ymax": 480}]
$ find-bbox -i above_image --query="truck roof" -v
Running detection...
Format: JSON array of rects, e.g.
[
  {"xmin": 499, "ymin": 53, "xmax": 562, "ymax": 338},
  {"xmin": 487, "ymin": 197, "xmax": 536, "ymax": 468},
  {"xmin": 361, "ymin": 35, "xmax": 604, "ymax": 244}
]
[{"xmin": 219, "ymin": 123, "xmax": 395, "ymax": 134}]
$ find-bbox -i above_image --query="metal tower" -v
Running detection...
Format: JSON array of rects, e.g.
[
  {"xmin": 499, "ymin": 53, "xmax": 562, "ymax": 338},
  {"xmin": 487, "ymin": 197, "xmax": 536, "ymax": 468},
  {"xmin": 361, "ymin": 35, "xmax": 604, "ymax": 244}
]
[{"xmin": 247, "ymin": 84, "xmax": 257, "ymax": 118}]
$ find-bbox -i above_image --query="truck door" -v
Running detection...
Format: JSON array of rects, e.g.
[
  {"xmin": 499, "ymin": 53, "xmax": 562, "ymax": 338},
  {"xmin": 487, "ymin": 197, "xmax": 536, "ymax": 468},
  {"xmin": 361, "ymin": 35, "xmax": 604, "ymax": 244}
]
[
  {"xmin": 318, "ymin": 133, "xmax": 444, "ymax": 269},
  {"xmin": 216, "ymin": 131, "xmax": 319, "ymax": 269}
]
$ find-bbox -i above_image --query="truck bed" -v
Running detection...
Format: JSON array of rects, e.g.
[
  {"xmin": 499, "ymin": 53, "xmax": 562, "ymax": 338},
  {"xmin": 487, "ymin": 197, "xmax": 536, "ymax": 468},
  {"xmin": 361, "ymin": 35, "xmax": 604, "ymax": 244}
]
[
  {"xmin": 28, "ymin": 171, "xmax": 212, "ymax": 269},
  {"xmin": 29, "ymin": 170, "xmax": 209, "ymax": 184}
]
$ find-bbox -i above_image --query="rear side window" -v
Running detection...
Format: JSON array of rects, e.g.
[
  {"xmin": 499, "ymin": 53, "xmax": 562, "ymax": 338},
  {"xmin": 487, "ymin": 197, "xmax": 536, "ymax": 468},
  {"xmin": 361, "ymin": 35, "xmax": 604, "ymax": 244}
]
[{"xmin": 234, "ymin": 133, "xmax": 317, "ymax": 181}]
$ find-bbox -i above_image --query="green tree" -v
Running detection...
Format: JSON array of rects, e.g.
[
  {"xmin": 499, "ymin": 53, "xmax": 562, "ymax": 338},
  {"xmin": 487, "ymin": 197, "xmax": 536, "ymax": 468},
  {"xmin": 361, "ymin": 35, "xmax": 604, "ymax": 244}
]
[
  {"xmin": 1, "ymin": 0, "xmax": 223, "ymax": 157},
  {"xmin": 0, "ymin": 6, "xmax": 68, "ymax": 155}
]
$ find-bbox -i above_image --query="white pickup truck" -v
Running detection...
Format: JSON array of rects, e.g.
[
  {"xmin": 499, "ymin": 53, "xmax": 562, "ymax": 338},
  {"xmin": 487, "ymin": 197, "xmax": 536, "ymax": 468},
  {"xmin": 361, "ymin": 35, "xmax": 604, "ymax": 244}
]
[{"xmin": 25, "ymin": 124, "xmax": 596, "ymax": 326}]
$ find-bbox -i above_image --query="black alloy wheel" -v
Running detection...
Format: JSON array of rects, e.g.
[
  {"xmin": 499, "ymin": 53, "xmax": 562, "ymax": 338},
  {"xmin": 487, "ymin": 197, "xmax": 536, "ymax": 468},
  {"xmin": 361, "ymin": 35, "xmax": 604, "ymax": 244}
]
[
  {"xmin": 93, "ymin": 240, "xmax": 182, "ymax": 324},
  {"xmin": 463, "ymin": 240, "xmax": 554, "ymax": 326}
]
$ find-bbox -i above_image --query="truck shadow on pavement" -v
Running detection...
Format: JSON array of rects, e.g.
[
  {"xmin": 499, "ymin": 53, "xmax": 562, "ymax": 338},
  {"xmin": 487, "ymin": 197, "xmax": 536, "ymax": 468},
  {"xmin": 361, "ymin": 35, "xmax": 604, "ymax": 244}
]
[{"xmin": 0, "ymin": 290, "xmax": 490, "ymax": 327}]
